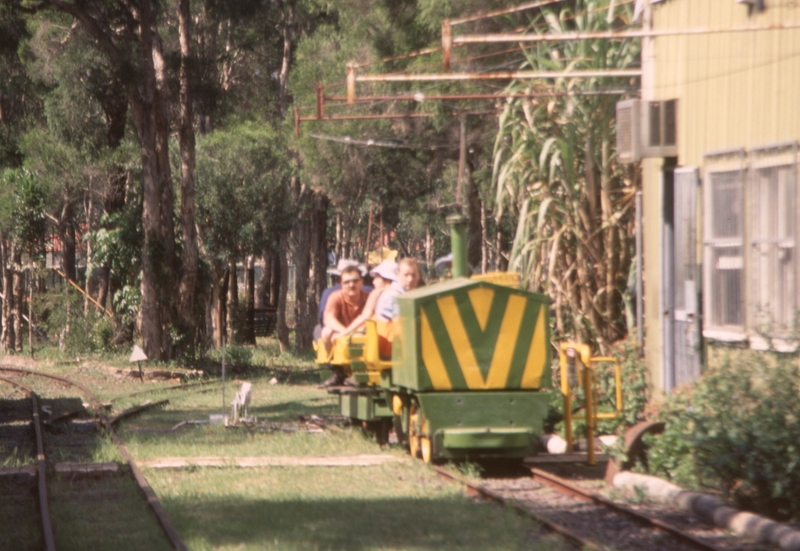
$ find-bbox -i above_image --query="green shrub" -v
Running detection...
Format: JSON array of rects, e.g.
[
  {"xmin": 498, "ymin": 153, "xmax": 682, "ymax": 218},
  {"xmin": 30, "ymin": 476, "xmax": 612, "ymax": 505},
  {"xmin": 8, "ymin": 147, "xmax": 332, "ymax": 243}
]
[
  {"xmin": 646, "ymin": 349, "xmax": 800, "ymax": 521},
  {"xmin": 35, "ymin": 288, "xmax": 118, "ymax": 355}
]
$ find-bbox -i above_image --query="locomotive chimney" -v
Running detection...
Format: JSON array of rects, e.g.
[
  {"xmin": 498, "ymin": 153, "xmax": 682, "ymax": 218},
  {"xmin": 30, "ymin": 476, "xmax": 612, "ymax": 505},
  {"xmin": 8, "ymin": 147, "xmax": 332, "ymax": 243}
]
[{"xmin": 447, "ymin": 214, "xmax": 468, "ymax": 278}]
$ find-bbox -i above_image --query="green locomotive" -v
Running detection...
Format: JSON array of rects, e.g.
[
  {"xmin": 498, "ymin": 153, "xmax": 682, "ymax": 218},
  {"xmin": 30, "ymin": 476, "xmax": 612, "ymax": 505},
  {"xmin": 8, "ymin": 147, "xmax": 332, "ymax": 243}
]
[{"xmin": 316, "ymin": 215, "xmax": 551, "ymax": 462}]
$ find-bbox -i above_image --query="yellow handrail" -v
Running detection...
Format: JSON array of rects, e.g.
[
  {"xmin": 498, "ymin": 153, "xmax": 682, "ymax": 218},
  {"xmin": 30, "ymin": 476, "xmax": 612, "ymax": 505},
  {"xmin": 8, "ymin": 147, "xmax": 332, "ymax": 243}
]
[{"xmin": 559, "ymin": 343, "xmax": 624, "ymax": 465}]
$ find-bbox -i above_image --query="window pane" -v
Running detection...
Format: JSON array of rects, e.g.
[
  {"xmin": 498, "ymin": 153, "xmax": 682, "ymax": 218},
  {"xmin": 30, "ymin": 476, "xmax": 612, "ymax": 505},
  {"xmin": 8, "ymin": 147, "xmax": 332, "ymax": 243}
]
[
  {"xmin": 750, "ymin": 162, "xmax": 796, "ymax": 335},
  {"xmin": 710, "ymin": 246, "xmax": 744, "ymax": 327},
  {"xmin": 710, "ymin": 171, "xmax": 743, "ymax": 239},
  {"xmin": 705, "ymin": 168, "xmax": 745, "ymax": 331}
]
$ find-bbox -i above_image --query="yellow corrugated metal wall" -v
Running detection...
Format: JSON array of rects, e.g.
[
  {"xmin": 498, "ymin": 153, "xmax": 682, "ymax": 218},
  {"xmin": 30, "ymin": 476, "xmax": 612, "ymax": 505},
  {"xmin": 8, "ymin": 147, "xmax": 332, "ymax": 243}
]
[
  {"xmin": 653, "ymin": 1, "xmax": 800, "ymax": 161},
  {"xmin": 643, "ymin": 0, "xmax": 800, "ymax": 392}
]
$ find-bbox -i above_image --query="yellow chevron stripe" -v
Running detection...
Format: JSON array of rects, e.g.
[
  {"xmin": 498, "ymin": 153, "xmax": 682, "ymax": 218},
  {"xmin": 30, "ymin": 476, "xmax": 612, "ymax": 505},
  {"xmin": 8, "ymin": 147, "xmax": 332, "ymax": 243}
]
[
  {"xmin": 520, "ymin": 306, "xmax": 547, "ymax": 388},
  {"xmin": 484, "ymin": 294, "xmax": 527, "ymax": 388},
  {"xmin": 420, "ymin": 310, "xmax": 452, "ymax": 390},
  {"xmin": 467, "ymin": 287, "xmax": 494, "ymax": 331},
  {"xmin": 437, "ymin": 295, "xmax": 484, "ymax": 389}
]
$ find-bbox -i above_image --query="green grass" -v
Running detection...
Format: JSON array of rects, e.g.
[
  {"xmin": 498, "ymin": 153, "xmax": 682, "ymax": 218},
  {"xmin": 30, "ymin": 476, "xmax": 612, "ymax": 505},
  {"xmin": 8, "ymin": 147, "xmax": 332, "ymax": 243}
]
[
  {"xmin": 147, "ymin": 463, "xmax": 567, "ymax": 551},
  {"xmin": 1, "ymin": 340, "xmax": 571, "ymax": 550},
  {"xmin": 113, "ymin": 373, "xmax": 393, "ymax": 459},
  {"xmin": 0, "ymin": 477, "xmax": 41, "ymax": 551},
  {"xmin": 49, "ymin": 476, "xmax": 173, "ymax": 551}
]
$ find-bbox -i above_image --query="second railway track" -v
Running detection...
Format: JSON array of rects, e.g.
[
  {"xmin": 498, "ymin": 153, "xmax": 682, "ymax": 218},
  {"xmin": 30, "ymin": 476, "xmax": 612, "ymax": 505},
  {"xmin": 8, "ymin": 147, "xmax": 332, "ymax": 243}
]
[{"xmin": 0, "ymin": 366, "xmax": 187, "ymax": 551}]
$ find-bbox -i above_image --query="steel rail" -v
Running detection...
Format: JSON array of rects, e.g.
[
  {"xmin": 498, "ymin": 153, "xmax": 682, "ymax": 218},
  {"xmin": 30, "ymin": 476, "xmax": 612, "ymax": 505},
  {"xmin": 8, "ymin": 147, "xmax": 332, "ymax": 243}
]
[
  {"xmin": 0, "ymin": 366, "xmax": 188, "ymax": 551},
  {"xmin": 529, "ymin": 467, "xmax": 728, "ymax": 551},
  {"xmin": 432, "ymin": 465, "xmax": 603, "ymax": 550},
  {"xmin": 0, "ymin": 376, "xmax": 57, "ymax": 551},
  {"xmin": 109, "ymin": 379, "xmax": 218, "ymax": 404},
  {"xmin": 109, "ymin": 399, "xmax": 170, "ymax": 426}
]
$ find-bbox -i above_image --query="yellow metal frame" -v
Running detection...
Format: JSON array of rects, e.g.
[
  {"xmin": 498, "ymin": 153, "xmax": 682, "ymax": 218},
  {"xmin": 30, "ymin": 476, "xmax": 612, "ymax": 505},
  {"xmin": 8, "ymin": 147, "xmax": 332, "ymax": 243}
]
[
  {"xmin": 312, "ymin": 321, "xmax": 391, "ymax": 386},
  {"xmin": 558, "ymin": 343, "xmax": 624, "ymax": 465}
]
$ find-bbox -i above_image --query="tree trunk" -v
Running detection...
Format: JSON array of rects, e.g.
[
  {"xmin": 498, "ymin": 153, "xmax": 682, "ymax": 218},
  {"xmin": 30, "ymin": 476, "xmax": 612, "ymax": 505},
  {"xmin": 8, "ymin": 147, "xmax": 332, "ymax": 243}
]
[
  {"xmin": 60, "ymin": 221, "xmax": 77, "ymax": 284},
  {"xmin": 227, "ymin": 258, "xmax": 238, "ymax": 342},
  {"xmin": 496, "ymin": 225, "xmax": 509, "ymax": 272},
  {"xmin": 178, "ymin": 0, "xmax": 199, "ymax": 336},
  {"xmin": 12, "ymin": 248, "xmax": 23, "ymax": 352},
  {"xmin": 342, "ymin": 219, "xmax": 352, "ymax": 260},
  {"xmin": 255, "ymin": 253, "xmax": 270, "ymax": 309},
  {"xmin": 269, "ymin": 250, "xmax": 281, "ymax": 308},
  {"xmin": 335, "ymin": 211, "xmax": 342, "ymax": 263},
  {"xmin": 132, "ymin": 0, "xmax": 166, "ymax": 361},
  {"xmin": 293, "ymin": 204, "xmax": 312, "ymax": 353},
  {"xmin": 210, "ymin": 264, "xmax": 228, "ymax": 348},
  {"xmin": 244, "ymin": 255, "xmax": 256, "ymax": 344},
  {"xmin": 1, "ymin": 239, "xmax": 12, "ymax": 352},
  {"xmin": 278, "ymin": 0, "xmax": 296, "ymax": 120},
  {"xmin": 276, "ymin": 235, "xmax": 290, "ymax": 351},
  {"xmin": 85, "ymin": 194, "xmax": 96, "ymax": 316},
  {"xmin": 153, "ymin": 31, "xmax": 176, "ymax": 359},
  {"xmin": 466, "ymin": 167, "xmax": 483, "ymax": 271},
  {"xmin": 481, "ymin": 207, "xmax": 488, "ymax": 274},
  {"xmin": 309, "ymin": 193, "xmax": 328, "ymax": 322}
]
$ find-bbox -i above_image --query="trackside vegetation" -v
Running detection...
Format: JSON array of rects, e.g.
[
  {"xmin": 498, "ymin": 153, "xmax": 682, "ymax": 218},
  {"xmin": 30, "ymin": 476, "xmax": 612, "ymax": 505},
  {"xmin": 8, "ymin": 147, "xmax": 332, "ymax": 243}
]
[{"xmin": 644, "ymin": 348, "xmax": 800, "ymax": 522}]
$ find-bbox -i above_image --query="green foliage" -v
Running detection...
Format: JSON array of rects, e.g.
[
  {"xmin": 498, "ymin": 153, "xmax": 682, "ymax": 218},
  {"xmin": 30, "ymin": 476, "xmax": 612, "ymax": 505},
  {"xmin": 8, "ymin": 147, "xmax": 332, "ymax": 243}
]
[
  {"xmin": 646, "ymin": 349, "xmax": 800, "ymax": 521},
  {"xmin": 597, "ymin": 338, "xmax": 649, "ymax": 432},
  {"xmin": 0, "ymin": 168, "xmax": 47, "ymax": 256},
  {"xmin": 10, "ymin": 168, "xmax": 47, "ymax": 257},
  {"xmin": 196, "ymin": 121, "xmax": 291, "ymax": 264},
  {"xmin": 112, "ymin": 285, "xmax": 141, "ymax": 327},
  {"xmin": 35, "ymin": 288, "xmax": 118, "ymax": 354}
]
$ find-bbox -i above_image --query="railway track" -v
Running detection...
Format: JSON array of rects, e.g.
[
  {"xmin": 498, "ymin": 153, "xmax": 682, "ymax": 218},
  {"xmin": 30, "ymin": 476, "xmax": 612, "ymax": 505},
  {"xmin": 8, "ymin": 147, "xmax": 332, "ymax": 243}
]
[
  {"xmin": 434, "ymin": 465, "xmax": 763, "ymax": 551},
  {"xmin": 0, "ymin": 375, "xmax": 56, "ymax": 551},
  {"xmin": 0, "ymin": 366, "xmax": 187, "ymax": 551}
]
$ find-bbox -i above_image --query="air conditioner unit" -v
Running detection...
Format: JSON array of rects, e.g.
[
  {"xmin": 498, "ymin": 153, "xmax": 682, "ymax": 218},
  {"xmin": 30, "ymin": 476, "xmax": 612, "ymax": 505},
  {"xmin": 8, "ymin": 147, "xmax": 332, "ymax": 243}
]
[
  {"xmin": 616, "ymin": 99, "xmax": 642, "ymax": 163},
  {"xmin": 616, "ymin": 99, "xmax": 678, "ymax": 163}
]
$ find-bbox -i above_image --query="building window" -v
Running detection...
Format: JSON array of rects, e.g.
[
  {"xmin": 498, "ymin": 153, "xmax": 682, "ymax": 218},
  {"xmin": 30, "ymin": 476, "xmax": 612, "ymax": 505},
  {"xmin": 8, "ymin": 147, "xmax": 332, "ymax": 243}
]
[
  {"xmin": 703, "ymin": 149, "xmax": 746, "ymax": 338},
  {"xmin": 702, "ymin": 143, "xmax": 800, "ymax": 345},
  {"xmin": 749, "ymin": 143, "xmax": 798, "ymax": 338}
]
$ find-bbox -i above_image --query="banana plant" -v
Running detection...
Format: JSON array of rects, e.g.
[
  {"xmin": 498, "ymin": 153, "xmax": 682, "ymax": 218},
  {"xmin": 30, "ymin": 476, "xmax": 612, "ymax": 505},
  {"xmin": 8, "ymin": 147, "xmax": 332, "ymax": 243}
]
[{"xmin": 493, "ymin": 0, "xmax": 641, "ymax": 351}]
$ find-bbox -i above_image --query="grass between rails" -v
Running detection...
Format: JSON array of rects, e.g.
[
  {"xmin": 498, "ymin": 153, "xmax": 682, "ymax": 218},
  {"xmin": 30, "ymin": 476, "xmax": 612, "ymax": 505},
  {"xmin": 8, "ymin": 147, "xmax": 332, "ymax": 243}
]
[
  {"xmin": 2, "ymin": 339, "xmax": 571, "ymax": 550},
  {"xmin": 49, "ymin": 475, "xmax": 173, "ymax": 551},
  {"xmin": 115, "ymin": 373, "xmax": 391, "ymax": 459},
  {"xmin": 147, "ymin": 464, "xmax": 567, "ymax": 551}
]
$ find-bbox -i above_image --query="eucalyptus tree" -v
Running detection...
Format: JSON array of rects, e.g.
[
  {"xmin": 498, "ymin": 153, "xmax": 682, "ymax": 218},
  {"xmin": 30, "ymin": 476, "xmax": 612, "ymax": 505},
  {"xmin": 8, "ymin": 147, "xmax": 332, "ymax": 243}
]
[
  {"xmin": 493, "ymin": 0, "xmax": 640, "ymax": 350},
  {"xmin": 0, "ymin": 168, "xmax": 46, "ymax": 351},
  {"xmin": 3, "ymin": 0, "xmax": 182, "ymax": 359},
  {"xmin": 195, "ymin": 121, "xmax": 291, "ymax": 348},
  {"xmin": 0, "ymin": 5, "xmax": 43, "ymax": 168}
]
